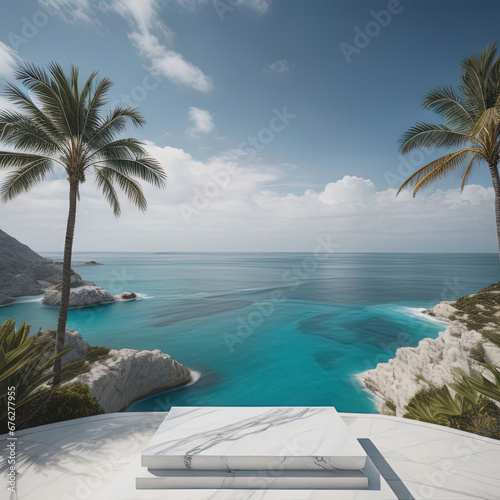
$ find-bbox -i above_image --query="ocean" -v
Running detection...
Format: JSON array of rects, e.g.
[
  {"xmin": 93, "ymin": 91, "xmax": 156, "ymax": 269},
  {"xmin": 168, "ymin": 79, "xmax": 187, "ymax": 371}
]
[{"xmin": 1, "ymin": 252, "xmax": 498, "ymax": 413}]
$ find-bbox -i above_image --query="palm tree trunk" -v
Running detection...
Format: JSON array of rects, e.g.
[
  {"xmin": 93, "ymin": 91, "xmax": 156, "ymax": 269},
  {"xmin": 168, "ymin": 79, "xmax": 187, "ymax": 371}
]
[
  {"xmin": 52, "ymin": 181, "xmax": 78, "ymax": 387},
  {"xmin": 489, "ymin": 163, "xmax": 500, "ymax": 260}
]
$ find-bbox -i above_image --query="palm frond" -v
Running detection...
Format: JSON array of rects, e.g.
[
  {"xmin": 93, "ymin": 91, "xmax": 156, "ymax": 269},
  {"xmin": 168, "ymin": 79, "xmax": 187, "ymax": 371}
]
[
  {"xmin": 95, "ymin": 156, "xmax": 166, "ymax": 188},
  {"xmin": 399, "ymin": 123, "xmax": 481, "ymax": 153},
  {"xmin": 461, "ymin": 152, "xmax": 479, "ymax": 191},
  {"xmin": 0, "ymin": 156, "xmax": 53, "ymax": 201},
  {"xmin": 0, "ymin": 110, "xmax": 60, "ymax": 155},
  {"xmin": 97, "ymin": 166, "xmax": 148, "ymax": 213},
  {"xmin": 95, "ymin": 168, "xmax": 121, "ymax": 217},
  {"xmin": 471, "ymin": 106, "xmax": 500, "ymax": 138},
  {"xmin": 397, "ymin": 149, "xmax": 481, "ymax": 195},
  {"xmin": 422, "ymin": 86, "xmax": 474, "ymax": 132}
]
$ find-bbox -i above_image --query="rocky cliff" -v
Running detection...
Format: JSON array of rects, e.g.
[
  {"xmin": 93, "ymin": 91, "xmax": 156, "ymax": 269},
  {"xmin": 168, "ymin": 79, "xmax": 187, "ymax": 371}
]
[
  {"xmin": 0, "ymin": 229, "xmax": 136, "ymax": 307},
  {"xmin": 0, "ymin": 229, "xmax": 63, "ymax": 304},
  {"xmin": 361, "ymin": 282, "xmax": 500, "ymax": 417},
  {"xmin": 47, "ymin": 330, "xmax": 192, "ymax": 412}
]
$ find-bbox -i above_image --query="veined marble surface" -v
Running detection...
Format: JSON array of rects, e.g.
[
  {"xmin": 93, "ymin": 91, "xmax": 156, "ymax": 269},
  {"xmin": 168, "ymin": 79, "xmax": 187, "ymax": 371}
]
[
  {"xmin": 3, "ymin": 412, "xmax": 500, "ymax": 499},
  {"xmin": 141, "ymin": 407, "xmax": 367, "ymax": 470},
  {"xmin": 136, "ymin": 468, "xmax": 369, "ymax": 490}
]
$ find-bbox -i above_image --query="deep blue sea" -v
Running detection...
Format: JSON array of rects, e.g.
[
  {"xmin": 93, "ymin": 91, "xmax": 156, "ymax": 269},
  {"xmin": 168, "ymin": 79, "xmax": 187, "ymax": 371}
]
[{"xmin": 1, "ymin": 253, "xmax": 498, "ymax": 413}]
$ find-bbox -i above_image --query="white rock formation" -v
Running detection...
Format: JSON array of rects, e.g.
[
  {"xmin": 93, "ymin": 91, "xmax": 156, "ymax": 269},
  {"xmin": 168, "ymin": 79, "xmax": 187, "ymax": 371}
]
[
  {"xmin": 362, "ymin": 302, "xmax": 500, "ymax": 417},
  {"xmin": 43, "ymin": 285, "xmax": 139, "ymax": 308},
  {"xmin": 71, "ymin": 348, "xmax": 192, "ymax": 412},
  {"xmin": 47, "ymin": 330, "xmax": 192, "ymax": 412},
  {"xmin": 38, "ymin": 329, "xmax": 90, "ymax": 365},
  {"xmin": 43, "ymin": 284, "xmax": 115, "ymax": 307}
]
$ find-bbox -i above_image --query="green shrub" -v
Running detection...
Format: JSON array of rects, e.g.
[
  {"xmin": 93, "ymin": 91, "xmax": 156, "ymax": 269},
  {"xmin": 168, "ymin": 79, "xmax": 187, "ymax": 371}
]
[
  {"xmin": 60, "ymin": 346, "xmax": 111, "ymax": 382},
  {"xmin": 382, "ymin": 398, "xmax": 397, "ymax": 415},
  {"xmin": 404, "ymin": 366, "xmax": 500, "ymax": 440},
  {"xmin": 18, "ymin": 382, "xmax": 104, "ymax": 430},
  {"xmin": 469, "ymin": 343, "xmax": 487, "ymax": 364}
]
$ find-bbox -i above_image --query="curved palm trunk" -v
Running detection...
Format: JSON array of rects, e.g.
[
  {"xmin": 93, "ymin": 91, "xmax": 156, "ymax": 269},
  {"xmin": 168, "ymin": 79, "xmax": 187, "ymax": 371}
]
[
  {"xmin": 52, "ymin": 181, "xmax": 78, "ymax": 387},
  {"xmin": 489, "ymin": 163, "xmax": 500, "ymax": 261}
]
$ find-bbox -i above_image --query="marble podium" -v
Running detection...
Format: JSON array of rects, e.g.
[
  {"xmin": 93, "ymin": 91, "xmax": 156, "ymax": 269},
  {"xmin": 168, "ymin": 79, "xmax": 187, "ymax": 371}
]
[{"xmin": 137, "ymin": 407, "xmax": 374, "ymax": 490}]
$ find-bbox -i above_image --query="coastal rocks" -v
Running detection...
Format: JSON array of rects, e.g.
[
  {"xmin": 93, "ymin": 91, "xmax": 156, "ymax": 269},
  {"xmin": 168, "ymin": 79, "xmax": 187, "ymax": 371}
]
[
  {"xmin": 0, "ymin": 229, "xmax": 64, "ymax": 300},
  {"xmin": 0, "ymin": 292, "xmax": 13, "ymax": 306},
  {"xmin": 42, "ymin": 286, "xmax": 139, "ymax": 308},
  {"xmin": 362, "ymin": 321, "xmax": 490, "ymax": 416},
  {"xmin": 42, "ymin": 330, "xmax": 192, "ymax": 413},
  {"xmin": 69, "ymin": 346, "xmax": 192, "ymax": 412},
  {"xmin": 362, "ymin": 286, "xmax": 500, "ymax": 417},
  {"xmin": 82, "ymin": 261, "xmax": 102, "ymax": 266},
  {"xmin": 423, "ymin": 301, "xmax": 457, "ymax": 320},
  {"xmin": 38, "ymin": 329, "xmax": 91, "ymax": 365},
  {"xmin": 43, "ymin": 284, "xmax": 115, "ymax": 308}
]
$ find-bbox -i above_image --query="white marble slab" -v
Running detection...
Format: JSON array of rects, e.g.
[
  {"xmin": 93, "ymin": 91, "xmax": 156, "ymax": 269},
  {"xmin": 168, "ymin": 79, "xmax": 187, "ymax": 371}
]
[
  {"xmin": 136, "ymin": 468, "xmax": 369, "ymax": 490},
  {"xmin": 141, "ymin": 407, "xmax": 367, "ymax": 471}
]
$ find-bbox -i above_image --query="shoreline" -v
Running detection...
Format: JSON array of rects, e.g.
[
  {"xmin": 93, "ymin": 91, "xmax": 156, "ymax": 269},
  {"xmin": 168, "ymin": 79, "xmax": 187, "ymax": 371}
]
[
  {"xmin": 358, "ymin": 284, "xmax": 500, "ymax": 416},
  {"xmin": 125, "ymin": 370, "xmax": 201, "ymax": 411},
  {"xmin": 355, "ymin": 302, "xmax": 450, "ymax": 413}
]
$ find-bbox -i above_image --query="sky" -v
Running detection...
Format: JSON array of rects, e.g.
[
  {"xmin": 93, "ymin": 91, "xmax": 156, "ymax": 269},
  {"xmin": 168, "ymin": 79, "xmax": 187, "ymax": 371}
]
[{"xmin": 0, "ymin": 0, "xmax": 499, "ymax": 252}]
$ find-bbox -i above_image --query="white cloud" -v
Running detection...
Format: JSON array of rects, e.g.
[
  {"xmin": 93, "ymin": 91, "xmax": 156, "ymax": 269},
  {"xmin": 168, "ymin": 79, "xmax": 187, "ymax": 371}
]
[
  {"xmin": 263, "ymin": 59, "xmax": 290, "ymax": 74},
  {"xmin": 176, "ymin": 0, "xmax": 271, "ymax": 14},
  {"xmin": 109, "ymin": 0, "xmax": 157, "ymax": 32},
  {"xmin": 0, "ymin": 143, "xmax": 496, "ymax": 253},
  {"xmin": 37, "ymin": 0, "xmax": 213, "ymax": 93},
  {"xmin": 244, "ymin": 0, "xmax": 272, "ymax": 13},
  {"xmin": 188, "ymin": 106, "xmax": 215, "ymax": 134},
  {"xmin": 0, "ymin": 42, "xmax": 17, "ymax": 79},
  {"xmin": 39, "ymin": 0, "xmax": 96, "ymax": 24},
  {"xmin": 129, "ymin": 31, "xmax": 213, "ymax": 93}
]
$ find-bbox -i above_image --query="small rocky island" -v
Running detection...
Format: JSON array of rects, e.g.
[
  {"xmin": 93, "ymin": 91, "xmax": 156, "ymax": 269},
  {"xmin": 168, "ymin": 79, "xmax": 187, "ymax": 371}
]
[
  {"xmin": 362, "ymin": 282, "xmax": 500, "ymax": 416},
  {"xmin": 82, "ymin": 260, "xmax": 103, "ymax": 266},
  {"xmin": 0, "ymin": 229, "xmax": 136, "ymax": 308},
  {"xmin": 39, "ymin": 329, "xmax": 192, "ymax": 412}
]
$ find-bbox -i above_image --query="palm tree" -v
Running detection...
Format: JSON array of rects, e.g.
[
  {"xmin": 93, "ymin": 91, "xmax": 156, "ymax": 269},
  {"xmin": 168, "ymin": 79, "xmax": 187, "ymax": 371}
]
[
  {"xmin": 0, "ymin": 63, "xmax": 166, "ymax": 385},
  {"xmin": 397, "ymin": 43, "xmax": 500, "ymax": 256}
]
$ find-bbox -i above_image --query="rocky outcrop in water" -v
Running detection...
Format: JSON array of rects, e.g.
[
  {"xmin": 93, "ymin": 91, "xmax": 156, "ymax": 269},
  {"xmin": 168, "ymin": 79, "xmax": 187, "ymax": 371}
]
[
  {"xmin": 42, "ymin": 284, "xmax": 115, "ymax": 308},
  {"xmin": 51, "ymin": 330, "xmax": 192, "ymax": 412},
  {"xmin": 361, "ymin": 283, "xmax": 500, "ymax": 416},
  {"xmin": 73, "ymin": 347, "xmax": 192, "ymax": 412}
]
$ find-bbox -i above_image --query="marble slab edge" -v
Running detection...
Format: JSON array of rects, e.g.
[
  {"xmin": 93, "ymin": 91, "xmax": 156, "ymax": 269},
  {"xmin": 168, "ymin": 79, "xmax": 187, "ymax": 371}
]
[{"xmin": 136, "ymin": 469, "xmax": 369, "ymax": 490}]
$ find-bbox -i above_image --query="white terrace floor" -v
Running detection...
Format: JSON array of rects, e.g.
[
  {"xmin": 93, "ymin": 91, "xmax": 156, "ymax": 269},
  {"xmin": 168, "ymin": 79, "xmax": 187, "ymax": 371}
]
[{"xmin": 2, "ymin": 410, "xmax": 500, "ymax": 500}]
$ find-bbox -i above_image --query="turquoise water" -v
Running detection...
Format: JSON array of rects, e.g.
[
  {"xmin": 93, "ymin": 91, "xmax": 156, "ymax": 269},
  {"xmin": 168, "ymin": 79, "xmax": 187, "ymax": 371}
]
[{"xmin": 1, "ymin": 253, "xmax": 498, "ymax": 413}]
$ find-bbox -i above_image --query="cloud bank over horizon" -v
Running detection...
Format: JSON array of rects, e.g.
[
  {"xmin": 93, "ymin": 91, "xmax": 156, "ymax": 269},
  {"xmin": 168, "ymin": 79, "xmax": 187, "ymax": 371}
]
[{"xmin": 1, "ymin": 141, "xmax": 496, "ymax": 254}]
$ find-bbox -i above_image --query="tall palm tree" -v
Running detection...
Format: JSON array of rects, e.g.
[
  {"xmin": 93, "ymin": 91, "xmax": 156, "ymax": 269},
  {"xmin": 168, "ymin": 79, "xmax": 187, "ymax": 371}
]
[
  {"xmin": 397, "ymin": 43, "xmax": 500, "ymax": 256},
  {"xmin": 0, "ymin": 63, "xmax": 166, "ymax": 385}
]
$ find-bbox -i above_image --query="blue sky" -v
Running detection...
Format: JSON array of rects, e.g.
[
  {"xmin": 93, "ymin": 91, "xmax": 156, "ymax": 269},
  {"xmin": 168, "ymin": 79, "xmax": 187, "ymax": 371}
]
[{"xmin": 0, "ymin": 0, "xmax": 499, "ymax": 252}]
